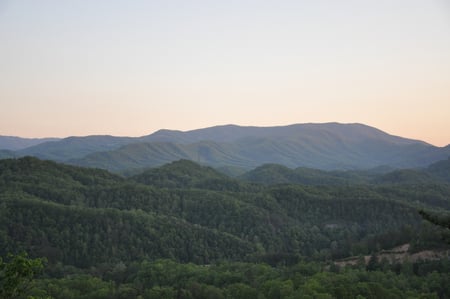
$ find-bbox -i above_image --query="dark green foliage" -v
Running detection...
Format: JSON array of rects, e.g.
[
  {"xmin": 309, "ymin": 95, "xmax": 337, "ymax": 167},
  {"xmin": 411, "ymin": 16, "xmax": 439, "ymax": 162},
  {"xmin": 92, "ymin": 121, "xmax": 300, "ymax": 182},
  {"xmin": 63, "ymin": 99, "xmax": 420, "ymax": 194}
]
[
  {"xmin": 374, "ymin": 169, "xmax": 437, "ymax": 185},
  {"xmin": 0, "ymin": 195, "xmax": 254, "ymax": 266},
  {"xmin": 241, "ymin": 159, "xmax": 450, "ymax": 187},
  {"xmin": 419, "ymin": 210, "xmax": 450, "ymax": 230},
  {"xmin": 240, "ymin": 163, "xmax": 371, "ymax": 185},
  {"xmin": 130, "ymin": 159, "xmax": 244, "ymax": 191},
  {"xmin": 375, "ymin": 184, "xmax": 450, "ymax": 210},
  {"xmin": 240, "ymin": 163, "xmax": 297, "ymax": 185},
  {"xmin": 1, "ymin": 157, "xmax": 449, "ymax": 268},
  {"xmin": 417, "ymin": 210, "xmax": 450, "ymax": 247},
  {"xmin": 0, "ymin": 157, "xmax": 449, "ymax": 298},
  {"xmin": 25, "ymin": 259, "xmax": 450, "ymax": 299}
]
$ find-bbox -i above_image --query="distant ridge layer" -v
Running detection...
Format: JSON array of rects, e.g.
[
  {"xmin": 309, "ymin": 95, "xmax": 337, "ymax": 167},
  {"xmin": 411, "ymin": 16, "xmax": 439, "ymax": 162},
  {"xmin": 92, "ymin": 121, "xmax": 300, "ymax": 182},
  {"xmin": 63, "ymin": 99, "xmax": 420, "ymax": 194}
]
[{"xmin": 1, "ymin": 123, "xmax": 449, "ymax": 171}]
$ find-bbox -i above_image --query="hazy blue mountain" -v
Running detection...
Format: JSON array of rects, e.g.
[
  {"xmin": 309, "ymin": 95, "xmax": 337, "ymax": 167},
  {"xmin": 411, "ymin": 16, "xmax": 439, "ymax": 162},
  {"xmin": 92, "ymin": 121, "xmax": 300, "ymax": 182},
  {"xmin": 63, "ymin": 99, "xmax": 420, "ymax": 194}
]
[
  {"xmin": 71, "ymin": 123, "xmax": 450, "ymax": 172},
  {"xmin": 143, "ymin": 123, "xmax": 426, "ymax": 145},
  {"xmin": 17, "ymin": 135, "xmax": 135, "ymax": 161},
  {"xmin": 140, "ymin": 124, "xmax": 249, "ymax": 143},
  {"xmin": 70, "ymin": 141, "xmax": 246, "ymax": 172},
  {"xmin": 0, "ymin": 135, "xmax": 59, "ymax": 151},
  {"xmin": 140, "ymin": 123, "xmax": 449, "ymax": 170},
  {"xmin": 4, "ymin": 123, "xmax": 450, "ymax": 172}
]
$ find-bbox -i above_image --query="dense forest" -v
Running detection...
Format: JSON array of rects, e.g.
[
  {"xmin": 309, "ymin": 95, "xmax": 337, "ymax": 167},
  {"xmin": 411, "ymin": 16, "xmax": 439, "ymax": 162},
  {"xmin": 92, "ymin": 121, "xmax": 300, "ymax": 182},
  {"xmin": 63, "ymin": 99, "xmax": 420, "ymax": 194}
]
[{"xmin": 1, "ymin": 157, "xmax": 449, "ymax": 298}]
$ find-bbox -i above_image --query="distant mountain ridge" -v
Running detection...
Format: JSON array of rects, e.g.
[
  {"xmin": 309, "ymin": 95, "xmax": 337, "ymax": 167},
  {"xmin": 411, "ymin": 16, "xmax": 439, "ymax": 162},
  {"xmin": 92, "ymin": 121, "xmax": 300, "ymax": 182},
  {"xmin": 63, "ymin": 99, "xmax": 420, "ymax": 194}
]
[
  {"xmin": 17, "ymin": 135, "xmax": 135, "ymax": 161},
  {"xmin": 0, "ymin": 135, "xmax": 60, "ymax": 151},
  {"xmin": 1, "ymin": 123, "xmax": 449, "ymax": 172},
  {"xmin": 71, "ymin": 123, "xmax": 449, "ymax": 171},
  {"xmin": 144, "ymin": 123, "xmax": 429, "ymax": 145}
]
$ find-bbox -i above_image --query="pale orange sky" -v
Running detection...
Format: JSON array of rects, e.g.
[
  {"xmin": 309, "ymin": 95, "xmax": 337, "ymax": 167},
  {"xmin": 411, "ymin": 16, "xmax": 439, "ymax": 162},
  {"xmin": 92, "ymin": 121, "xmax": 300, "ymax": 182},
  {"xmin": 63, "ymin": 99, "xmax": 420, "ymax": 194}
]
[{"xmin": 1, "ymin": 0, "xmax": 449, "ymax": 146}]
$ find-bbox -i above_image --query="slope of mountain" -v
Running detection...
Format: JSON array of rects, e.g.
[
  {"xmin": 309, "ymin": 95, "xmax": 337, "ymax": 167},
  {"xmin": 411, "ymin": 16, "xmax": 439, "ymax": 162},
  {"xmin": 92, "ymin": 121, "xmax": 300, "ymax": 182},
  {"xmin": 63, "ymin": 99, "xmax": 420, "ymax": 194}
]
[
  {"xmin": 71, "ymin": 123, "xmax": 450, "ymax": 172},
  {"xmin": 140, "ymin": 124, "xmax": 251, "ymax": 143},
  {"xmin": 18, "ymin": 135, "xmax": 135, "ymax": 161},
  {"xmin": 70, "ymin": 141, "xmax": 248, "ymax": 171},
  {"xmin": 0, "ymin": 135, "xmax": 59, "ymax": 151},
  {"xmin": 143, "ymin": 123, "xmax": 425, "ymax": 145},
  {"xmin": 4, "ymin": 123, "xmax": 450, "ymax": 172}
]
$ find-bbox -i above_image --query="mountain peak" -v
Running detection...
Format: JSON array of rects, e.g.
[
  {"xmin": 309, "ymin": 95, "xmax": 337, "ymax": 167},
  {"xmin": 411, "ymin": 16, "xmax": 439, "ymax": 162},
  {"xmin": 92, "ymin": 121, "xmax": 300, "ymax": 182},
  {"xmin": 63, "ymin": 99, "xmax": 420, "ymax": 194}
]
[{"xmin": 3, "ymin": 123, "xmax": 448, "ymax": 172}]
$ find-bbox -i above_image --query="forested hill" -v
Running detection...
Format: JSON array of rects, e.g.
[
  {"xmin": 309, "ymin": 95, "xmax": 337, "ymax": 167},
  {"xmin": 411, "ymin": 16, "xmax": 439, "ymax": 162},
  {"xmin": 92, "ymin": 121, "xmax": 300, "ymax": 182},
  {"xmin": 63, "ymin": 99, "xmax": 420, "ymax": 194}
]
[
  {"xmin": 240, "ymin": 157, "xmax": 450, "ymax": 185},
  {"xmin": 1, "ymin": 157, "xmax": 449, "ymax": 269},
  {"xmin": 130, "ymin": 159, "xmax": 246, "ymax": 191},
  {"xmin": 2, "ymin": 123, "xmax": 450, "ymax": 172},
  {"xmin": 2, "ymin": 157, "xmax": 450, "ymax": 298}
]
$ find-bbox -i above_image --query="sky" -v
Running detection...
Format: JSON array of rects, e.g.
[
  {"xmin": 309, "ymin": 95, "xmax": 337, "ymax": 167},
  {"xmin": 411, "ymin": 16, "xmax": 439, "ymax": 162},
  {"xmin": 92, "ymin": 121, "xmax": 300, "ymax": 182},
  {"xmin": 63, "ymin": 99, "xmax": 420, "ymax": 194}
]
[{"xmin": 0, "ymin": 0, "xmax": 449, "ymax": 146}]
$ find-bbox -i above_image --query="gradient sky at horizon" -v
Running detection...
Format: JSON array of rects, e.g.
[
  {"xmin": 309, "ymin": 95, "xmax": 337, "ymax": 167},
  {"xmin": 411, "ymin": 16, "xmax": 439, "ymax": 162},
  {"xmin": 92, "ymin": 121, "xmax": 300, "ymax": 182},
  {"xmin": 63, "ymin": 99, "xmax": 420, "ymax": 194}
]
[{"xmin": 1, "ymin": 0, "xmax": 449, "ymax": 146}]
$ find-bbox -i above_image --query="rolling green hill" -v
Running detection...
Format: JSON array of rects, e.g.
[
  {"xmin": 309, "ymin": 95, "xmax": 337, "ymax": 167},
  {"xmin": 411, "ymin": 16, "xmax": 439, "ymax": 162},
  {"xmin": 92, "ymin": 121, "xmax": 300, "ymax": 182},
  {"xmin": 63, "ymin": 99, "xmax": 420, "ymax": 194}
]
[
  {"xmin": 1, "ymin": 157, "xmax": 450, "ymax": 298},
  {"xmin": 2, "ymin": 157, "xmax": 449, "ymax": 269},
  {"xmin": 130, "ymin": 159, "xmax": 246, "ymax": 191},
  {"xmin": 241, "ymin": 158, "xmax": 450, "ymax": 186}
]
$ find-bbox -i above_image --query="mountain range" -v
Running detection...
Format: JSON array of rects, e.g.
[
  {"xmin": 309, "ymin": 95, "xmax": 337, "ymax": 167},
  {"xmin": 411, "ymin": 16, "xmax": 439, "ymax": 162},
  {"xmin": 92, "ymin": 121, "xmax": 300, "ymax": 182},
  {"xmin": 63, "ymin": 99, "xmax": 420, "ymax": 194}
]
[
  {"xmin": 1, "ymin": 123, "xmax": 449, "ymax": 172},
  {"xmin": 0, "ymin": 135, "xmax": 59, "ymax": 151}
]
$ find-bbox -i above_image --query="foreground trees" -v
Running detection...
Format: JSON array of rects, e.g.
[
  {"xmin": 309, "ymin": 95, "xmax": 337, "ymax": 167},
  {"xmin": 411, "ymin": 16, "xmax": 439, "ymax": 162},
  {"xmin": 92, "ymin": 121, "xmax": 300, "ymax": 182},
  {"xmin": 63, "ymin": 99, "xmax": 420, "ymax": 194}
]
[
  {"xmin": 18, "ymin": 258, "xmax": 449, "ymax": 299},
  {"xmin": 4, "ymin": 252, "xmax": 448, "ymax": 298},
  {"xmin": 0, "ymin": 253, "xmax": 45, "ymax": 299}
]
